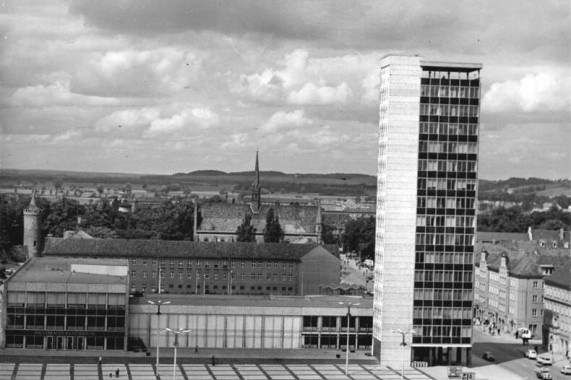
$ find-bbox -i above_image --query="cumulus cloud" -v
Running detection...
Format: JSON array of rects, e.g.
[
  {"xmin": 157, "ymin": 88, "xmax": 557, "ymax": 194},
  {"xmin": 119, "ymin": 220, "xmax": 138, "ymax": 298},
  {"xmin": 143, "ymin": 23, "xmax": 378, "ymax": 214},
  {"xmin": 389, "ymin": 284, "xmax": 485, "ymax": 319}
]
[
  {"xmin": 260, "ymin": 110, "xmax": 313, "ymax": 133},
  {"xmin": 9, "ymin": 80, "xmax": 120, "ymax": 107},
  {"xmin": 145, "ymin": 107, "xmax": 219, "ymax": 137},
  {"xmin": 483, "ymin": 71, "xmax": 571, "ymax": 113},
  {"xmin": 95, "ymin": 108, "xmax": 161, "ymax": 132},
  {"xmin": 361, "ymin": 71, "xmax": 380, "ymax": 104},
  {"xmin": 52, "ymin": 130, "xmax": 81, "ymax": 143},
  {"xmin": 288, "ymin": 82, "xmax": 352, "ymax": 105},
  {"xmin": 95, "ymin": 105, "xmax": 220, "ymax": 138},
  {"xmin": 74, "ymin": 48, "xmax": 202, "ymax": 97},
  {"xmin": 237, "ymin": 49, "xmax": 377, "ymax": 105}
]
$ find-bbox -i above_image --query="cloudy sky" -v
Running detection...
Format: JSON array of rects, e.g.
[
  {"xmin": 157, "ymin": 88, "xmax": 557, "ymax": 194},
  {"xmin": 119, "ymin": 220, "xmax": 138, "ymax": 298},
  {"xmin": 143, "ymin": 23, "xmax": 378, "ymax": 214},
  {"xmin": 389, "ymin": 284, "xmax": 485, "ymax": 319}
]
[{"xmin": 1, "ymin": 0, "xmax": 569, "ymax": 179}]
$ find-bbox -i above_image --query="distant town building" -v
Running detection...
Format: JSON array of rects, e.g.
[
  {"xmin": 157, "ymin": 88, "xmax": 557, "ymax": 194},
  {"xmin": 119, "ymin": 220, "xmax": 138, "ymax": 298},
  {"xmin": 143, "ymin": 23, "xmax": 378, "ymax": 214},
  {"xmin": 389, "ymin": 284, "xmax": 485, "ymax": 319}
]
[
  {"xmin": 196, "ymin": 152, "xmax": 323, "ymax": 243},
  {"xmin": 543, "ymin": 260, "xmax": 571, "ymax": 361},
  {"xmin": 42, "ymin": 238, "xmax": 341, "ymax": 297},
  {"xmin": 374, "ymin": 56, "xmax": 482, "ymax": 367}
]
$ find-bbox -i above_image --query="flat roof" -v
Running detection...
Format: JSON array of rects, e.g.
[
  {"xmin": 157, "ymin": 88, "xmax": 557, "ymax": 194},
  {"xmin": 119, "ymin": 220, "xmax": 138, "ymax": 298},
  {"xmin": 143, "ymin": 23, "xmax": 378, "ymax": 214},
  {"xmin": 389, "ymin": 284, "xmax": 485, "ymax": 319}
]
[
  {"xmin": 131, "ymin": 294, "xmax": 373, "ymax": 310},
  {"xmin": 7, "ymin": 257, "xmax": 129, "ymax": 285},
  {"xmin": 421, "ymin": 60, "xmax": 483, "ymax": 72}
]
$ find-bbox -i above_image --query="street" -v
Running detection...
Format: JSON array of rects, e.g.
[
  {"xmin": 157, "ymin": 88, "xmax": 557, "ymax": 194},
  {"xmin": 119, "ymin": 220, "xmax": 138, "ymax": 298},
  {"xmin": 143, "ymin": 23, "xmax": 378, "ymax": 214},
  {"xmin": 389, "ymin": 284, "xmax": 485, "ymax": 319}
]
[{"xmin": 472, "ymin": 328, "xmax": 569, "ymax": 380}]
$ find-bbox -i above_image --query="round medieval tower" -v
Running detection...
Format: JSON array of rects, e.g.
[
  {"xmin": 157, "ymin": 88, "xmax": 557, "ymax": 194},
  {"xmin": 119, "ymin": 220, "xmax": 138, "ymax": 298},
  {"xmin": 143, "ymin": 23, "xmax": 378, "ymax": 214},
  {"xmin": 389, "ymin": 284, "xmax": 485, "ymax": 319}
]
[{"xmin": 23, "ymin": 191, "xmax": 41, "ymax": 258}]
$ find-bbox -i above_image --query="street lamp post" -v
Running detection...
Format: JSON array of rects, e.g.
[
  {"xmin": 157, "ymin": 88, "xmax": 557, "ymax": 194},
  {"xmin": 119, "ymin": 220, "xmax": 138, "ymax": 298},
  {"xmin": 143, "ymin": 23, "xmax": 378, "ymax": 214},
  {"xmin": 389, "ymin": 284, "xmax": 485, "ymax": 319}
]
[
  {"xmin": 339, "ymin": 301, "xmax": 360, "ymax": 375},
  {"xmin": 391, "ymin": 329, "xmax": 415, "ymax": 380},
  {"xmin": 165, "ymin": 327, "xmax": 190, "ymax": 380},
  {"xmin": 148, "ymin": 300, "xmax": 171, "ymax": 374}
]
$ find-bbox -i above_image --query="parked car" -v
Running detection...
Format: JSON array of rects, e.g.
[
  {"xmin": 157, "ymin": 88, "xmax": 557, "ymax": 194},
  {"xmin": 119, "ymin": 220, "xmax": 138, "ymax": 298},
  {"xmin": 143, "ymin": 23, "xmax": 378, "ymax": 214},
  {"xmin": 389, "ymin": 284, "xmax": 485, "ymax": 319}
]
[
  {"xmin": 482, "ymin": 351, "xmax": 495, "ymax": 361},
  {"xmin": 525, "ymin": 349, "xmax": 538, "ymax": 359},
  {"xmin": 537, "ymin": 355, "xmax": 553, "ymax": 365},
  {"xmin": 561, "ymin": 365, "xmax": 571, "ymax": 375}
]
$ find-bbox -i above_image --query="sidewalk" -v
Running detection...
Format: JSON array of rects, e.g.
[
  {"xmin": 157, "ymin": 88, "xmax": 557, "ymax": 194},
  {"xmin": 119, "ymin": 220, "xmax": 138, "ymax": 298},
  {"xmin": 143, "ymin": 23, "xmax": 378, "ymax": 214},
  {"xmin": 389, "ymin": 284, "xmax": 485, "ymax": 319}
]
[{"xmin": 0, "ymin": 347, "xmax": 379, "ymax": 365}]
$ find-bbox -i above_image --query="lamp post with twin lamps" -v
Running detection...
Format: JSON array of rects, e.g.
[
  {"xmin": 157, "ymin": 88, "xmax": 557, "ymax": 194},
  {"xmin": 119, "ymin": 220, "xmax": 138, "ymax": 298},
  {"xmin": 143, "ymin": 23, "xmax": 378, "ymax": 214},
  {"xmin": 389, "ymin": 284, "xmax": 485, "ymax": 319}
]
[
  {"xmin": 165, "ymin": 327, "xmax": 190, "ymax": 380},
  {"xmin": 148, "ymin": 300, "xmax": 171, "ymax": 373},
  {"xmin": 391, "ymin": 329, "xmax": 415, "ymax": 380},
  {"xmin": 339, "ymin": 301, "xmax": 359, "ymax": 375}
]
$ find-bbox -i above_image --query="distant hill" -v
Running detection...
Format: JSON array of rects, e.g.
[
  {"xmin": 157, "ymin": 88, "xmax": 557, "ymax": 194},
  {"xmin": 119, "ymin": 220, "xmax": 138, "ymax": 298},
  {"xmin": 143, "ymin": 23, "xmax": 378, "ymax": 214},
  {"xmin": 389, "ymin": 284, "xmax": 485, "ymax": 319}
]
[
  {"xmin": 479, "ymin": 178, "xmax": 570, "ymax": 197},
  {"xmin": 1, "ymin": 169, "xmax": 568, "ymax": 199},
  {"xmin": 184, "ymin": 170, "xmax": 228, "ymax": 176}
]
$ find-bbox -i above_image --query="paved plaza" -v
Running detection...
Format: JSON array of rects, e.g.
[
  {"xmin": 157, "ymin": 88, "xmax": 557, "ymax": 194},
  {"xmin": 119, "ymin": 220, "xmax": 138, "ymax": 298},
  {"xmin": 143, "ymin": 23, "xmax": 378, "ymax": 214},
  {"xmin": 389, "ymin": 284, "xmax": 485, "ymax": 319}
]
[{"xmin": 0, "ymin": 362, "xmax": 436, "ymax": 380}]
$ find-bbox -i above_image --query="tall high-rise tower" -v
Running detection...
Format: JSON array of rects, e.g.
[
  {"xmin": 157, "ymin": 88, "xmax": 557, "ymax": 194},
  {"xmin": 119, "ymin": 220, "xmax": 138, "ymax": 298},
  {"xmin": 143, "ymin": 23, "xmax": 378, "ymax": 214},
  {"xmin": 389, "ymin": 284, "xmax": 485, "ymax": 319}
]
[
  {"xmin": 23, "ymin": 191, "xmax": 42, "ymax": 258},
  {"xmin": 373, "ymin": 56, "xmax": 482, "ymax": 367}
]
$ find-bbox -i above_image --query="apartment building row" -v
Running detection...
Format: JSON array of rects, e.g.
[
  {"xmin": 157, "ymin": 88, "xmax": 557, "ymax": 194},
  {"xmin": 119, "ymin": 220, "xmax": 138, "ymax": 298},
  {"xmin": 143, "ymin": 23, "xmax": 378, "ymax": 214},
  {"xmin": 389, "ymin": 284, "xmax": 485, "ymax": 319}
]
[
  {"xmin": 474, "ymin": 230, "xmax": 570, "ymax": 340},
  {"xmin": 543, "ymin": 260, "xmax": 570, "ymax": 360}
]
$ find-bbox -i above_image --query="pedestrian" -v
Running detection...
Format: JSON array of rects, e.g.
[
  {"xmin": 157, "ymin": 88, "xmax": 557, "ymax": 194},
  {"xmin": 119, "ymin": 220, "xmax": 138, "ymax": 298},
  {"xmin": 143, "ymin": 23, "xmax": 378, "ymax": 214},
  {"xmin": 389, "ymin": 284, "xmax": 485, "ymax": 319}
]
[
  {"xmin": 98, "ymin": 357, "xmax": 102, "ymax": 366},
  {"xmin": 194, "ymin": 345, "xmax": 198, "ymax": 354},
  {"xmin": 497, "ymin": 328, "xmax": 501, "ymax": 335},
  {"xmin": 109, "ymin": 373, "xmax": 113, "ymax": 378},
  {"xmin": 211, "ymin": 355, "xmax": 216, "ymax": 366},
  {"xmin": 115, "ymin": 368, "xmax": 120, "ymax": 377}
]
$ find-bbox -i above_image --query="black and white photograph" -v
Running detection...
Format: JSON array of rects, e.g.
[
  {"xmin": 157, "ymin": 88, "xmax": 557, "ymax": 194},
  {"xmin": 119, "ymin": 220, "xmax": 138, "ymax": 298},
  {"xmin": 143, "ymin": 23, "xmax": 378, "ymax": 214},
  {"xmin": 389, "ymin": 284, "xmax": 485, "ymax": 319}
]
[{"xmin": 0, "ymin": 1, "xmax": 569, "ymax": 379}]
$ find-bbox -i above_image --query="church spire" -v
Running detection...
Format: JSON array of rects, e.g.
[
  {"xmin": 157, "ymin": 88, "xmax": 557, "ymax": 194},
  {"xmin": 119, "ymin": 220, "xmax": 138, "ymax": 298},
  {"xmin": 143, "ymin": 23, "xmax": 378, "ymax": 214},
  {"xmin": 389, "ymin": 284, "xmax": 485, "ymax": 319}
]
[
  {"xmin": 255, "ymin": 150, "xmax": 260, "ymax": 186},
  {"xmin": 251, "ymin": 151, "xmax": 261, "ymax": 212}
]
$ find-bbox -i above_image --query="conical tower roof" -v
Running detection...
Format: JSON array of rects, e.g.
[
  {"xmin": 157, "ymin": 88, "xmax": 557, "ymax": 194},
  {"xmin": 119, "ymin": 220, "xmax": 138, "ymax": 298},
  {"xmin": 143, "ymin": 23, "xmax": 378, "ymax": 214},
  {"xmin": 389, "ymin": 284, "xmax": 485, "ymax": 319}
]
[{"xmin": 25, "ymin": 190, "xmax": 41, "ymax": 214}]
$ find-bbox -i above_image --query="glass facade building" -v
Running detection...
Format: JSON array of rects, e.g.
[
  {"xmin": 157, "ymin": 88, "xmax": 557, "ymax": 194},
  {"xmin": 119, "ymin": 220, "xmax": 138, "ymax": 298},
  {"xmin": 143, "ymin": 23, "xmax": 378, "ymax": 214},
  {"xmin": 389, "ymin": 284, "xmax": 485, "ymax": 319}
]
[
  {"xmin": 373, "ymin": 56, "xmax": 481, "ymax": 367},
  {"xmin": 1, "ymin": 258, "xmax": 129, "ymax": 351}
]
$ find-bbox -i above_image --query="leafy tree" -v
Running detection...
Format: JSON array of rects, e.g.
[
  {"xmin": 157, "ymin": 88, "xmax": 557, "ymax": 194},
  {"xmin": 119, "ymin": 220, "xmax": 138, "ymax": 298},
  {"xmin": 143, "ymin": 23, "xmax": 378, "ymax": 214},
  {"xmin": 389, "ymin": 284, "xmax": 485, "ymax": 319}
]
[
  {"xmin": 84, "ymin": 226, "xmax": 120, "ymax": 239},
  {"xmin": 208, "ymin": 195, "xmax": 223, "ymax": 203},
  {"xmin": 53, "ymin": 177, "xmax": 64, "ymax": 194},
  {"xmin": 342, "ymin": 216, "xmax": 376, "ymax": 253},
  {"xmin": 0, "ymin": 195, "xmax": 23, "ymax": 248},
  {"xmin": 124, "ymin": 183, "xmax": 132, "ymax": 195},
  {"xmin": 321, "ymin": 223, "xmax": 337, "ymax": 244},
  {"xmin": 263, "ymin": 208, "xmax": 283, "ymax": 243},
  {"xmin": 95, "ymin": 184, "xmax": 104, "ymax": 197},
  {"xmin": 42, "ymin": 198, "xmax": 85, "ymax": 237},
  {"xmin": 236, "ymin": 215, "xmax": 257, "ymax": 242},
  {"xmin": 538, "ymin": 219, "xmax": 568, "ymax": 230}
]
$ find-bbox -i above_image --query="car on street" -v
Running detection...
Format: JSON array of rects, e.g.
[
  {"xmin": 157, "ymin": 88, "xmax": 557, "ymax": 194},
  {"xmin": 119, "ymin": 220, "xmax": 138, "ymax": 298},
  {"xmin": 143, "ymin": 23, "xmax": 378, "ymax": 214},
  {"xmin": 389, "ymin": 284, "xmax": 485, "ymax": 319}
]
[
  {"xmin": 482, "ymin": 351, "xmax": 495, "ymax": 361},
  {"xmin": 561, "ymin": 365, "xmax": 571, "ymax": 375},
  {"xmin": 525, "ymin": 349, "xmax": 538, "ymax": 359},
  {"xmin": 537, "ymin": 355, "xmax": 553, "ymax": 365},
  {"xmin": 536, "ymin": 365, "xmax": 552, "ymax": 379}
]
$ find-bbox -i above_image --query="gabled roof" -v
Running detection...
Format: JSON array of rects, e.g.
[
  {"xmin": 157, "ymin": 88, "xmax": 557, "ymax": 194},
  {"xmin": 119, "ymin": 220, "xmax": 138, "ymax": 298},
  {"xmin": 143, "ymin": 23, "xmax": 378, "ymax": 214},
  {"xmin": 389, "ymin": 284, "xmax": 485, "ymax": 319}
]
[
  {"xmin": 531, "ymin": 229, "xmax": 569, "ymax": 244},
  {"xmin": 476, "ymin": 241, "xmax": 570, "ymax": 278},
  {"xmin": 476, "ymin": 232, "xmax": 529, "ymax": 243},
  {"xmin": 199, "ymin": 203, "xmax": 319, "ymax": 235},
  {"xmin": 545, "ymin": 260, "xmax": 571, "ymax": 290},
  {"xmin": 43, "ymin": 237, "xmax": 323, "ymax": 261}
]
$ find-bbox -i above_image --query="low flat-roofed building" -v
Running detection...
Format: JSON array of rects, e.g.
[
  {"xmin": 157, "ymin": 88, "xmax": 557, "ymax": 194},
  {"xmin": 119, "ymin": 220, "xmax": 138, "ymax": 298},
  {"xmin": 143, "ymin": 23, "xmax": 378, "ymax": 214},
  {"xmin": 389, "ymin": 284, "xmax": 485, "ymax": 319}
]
[
  {"xmin": 0, "ymin": 257, "xmax": 129, "ymax": 351},
  {"xmin": 131, "ymin": 295, "xmax": 373, "ymax": 351}
]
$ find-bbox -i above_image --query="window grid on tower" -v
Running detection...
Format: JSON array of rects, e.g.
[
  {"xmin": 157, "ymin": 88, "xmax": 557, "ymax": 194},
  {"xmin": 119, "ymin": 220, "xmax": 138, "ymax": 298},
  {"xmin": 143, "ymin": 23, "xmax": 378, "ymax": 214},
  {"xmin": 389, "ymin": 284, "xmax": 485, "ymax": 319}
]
[{"xmin": 412, "ymin": 70, "xmax": 479, "ymax": 345}]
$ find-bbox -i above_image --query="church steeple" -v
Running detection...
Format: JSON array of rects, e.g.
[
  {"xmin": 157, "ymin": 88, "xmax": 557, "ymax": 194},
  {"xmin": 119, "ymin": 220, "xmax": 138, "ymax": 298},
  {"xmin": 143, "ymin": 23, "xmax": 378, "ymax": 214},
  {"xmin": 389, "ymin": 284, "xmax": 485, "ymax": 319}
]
[{"xmin": 251, "ymin": 151, "xmax": 261, "ymax": 212}]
